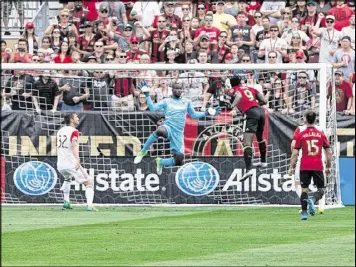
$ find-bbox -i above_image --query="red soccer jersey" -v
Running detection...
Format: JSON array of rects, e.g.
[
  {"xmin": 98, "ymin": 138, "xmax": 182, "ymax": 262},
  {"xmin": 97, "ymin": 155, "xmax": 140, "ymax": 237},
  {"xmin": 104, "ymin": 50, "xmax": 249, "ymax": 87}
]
[
  {"xmin": 294, "ymin": 125, "xmax": 330, "ymax": 171},
  {"xmin": 233, "ymin": 86, "xmax": 260, "ymax": 113},
  {"xmin": 194, "ymin": 27, "xmax": 221, "ymax": 42}
]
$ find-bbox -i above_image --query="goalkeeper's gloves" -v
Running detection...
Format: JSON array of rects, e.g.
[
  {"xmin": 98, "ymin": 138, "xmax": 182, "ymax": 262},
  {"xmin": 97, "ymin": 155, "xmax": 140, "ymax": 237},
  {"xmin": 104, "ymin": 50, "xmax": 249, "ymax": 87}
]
[
  {"xmin": 205, "ymin": 107, "xmax": 221, "ymax": 116},
  {"xmin": 137, "ymin": 80, "xmax": 150, "ymax": 96}
]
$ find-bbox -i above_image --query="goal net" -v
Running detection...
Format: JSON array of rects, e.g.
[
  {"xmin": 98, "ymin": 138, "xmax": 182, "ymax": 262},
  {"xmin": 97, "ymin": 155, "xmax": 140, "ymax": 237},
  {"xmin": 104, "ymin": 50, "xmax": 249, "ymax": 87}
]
[{"xmin": 0, "ymin": 63, "xmax": 342, "ymax": 208}]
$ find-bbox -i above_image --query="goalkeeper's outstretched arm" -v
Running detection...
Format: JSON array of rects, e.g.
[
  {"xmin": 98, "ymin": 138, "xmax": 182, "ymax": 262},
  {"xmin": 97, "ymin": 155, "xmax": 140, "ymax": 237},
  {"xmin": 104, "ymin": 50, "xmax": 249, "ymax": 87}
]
[
  {"xmin": 187, "ymin": 101, "xmax": 221, "ymax": 119},
  {"xmin": 146, "ymin": 94, "xmax": 166, "ymax": 111}
]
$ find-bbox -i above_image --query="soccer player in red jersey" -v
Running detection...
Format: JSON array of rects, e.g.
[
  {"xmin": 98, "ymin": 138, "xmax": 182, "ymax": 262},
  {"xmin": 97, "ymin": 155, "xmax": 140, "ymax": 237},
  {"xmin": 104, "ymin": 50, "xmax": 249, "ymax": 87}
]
[
  {"xmin": 288, "ymin": 110, "xmax": 332, "ymax": 220},
  {"xmin": 229, "ymin": 76, "xmax": 267, "ymax": 180}
]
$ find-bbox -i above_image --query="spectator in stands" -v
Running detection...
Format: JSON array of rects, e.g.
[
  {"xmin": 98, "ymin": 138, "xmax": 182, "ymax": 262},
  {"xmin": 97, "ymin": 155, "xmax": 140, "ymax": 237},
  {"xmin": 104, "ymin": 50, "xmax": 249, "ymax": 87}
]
[
  {"xmin": 293, "ymin": 0, "xmax": 308, "ymax": 19},
  {"xmin": 45, "ymin": 8, "xmax": 78, "ymax": 38},
  {"xmin": 212, "ymin": 0, "xmax": 237, "ymax": 32},
  {"xmin": 180, "ymin": 16, "xmax": 194, "ymax": 44},
  {"xmin": 328, "ymin": 70, "xmax": 353, "ymax": 114},
  {"xmin": 130, "ymin": 1, "xmax": 160, "ymax": 32},
  {"xmin": 110, "ymin": 1, "xmax": 128, "ymax": 31},
  {"xmin": 178, "ymin": 3, "xmax": 192, "ymax": 20},
  {"xmin": 126, "ymin": 35, "xmax": 147, "ymax": 62},
  {"xmin": 89, "ymin": 70, "xmax": 112, "ymax": 110},
  {"xmin": 252, "ymin": 11, "xmax": 264, "ymax": 36},
  {"xmin": 228, "ymin": 11, "xmax": 255, "ymax": 56},
  {"xmin": 258, "ymin": 25, "xmax": 288, "ymax": 63},
  {"xmin": 33, "ymin": 70, "xmax": 60, "ymax": 112},
  {"xmin": 281, "ymin": 17, "xmax": 310, "ymax": 46},
  {"xmin": 213, "ymin": 31, "xmax": 230, "ymax": 63},
  {"xmin": 2, "ymin": 1, "xmax": 24, "ymax": 35},
  {"xmin": 224, "ymin": 1, "xmax": 239, "ymax": 17},
  {"xmin": 152, "ymin": 2, "xmax": 182, "ymax": 31},
  {"xmin": 78, "ymin": 21, "xmax": 96, "ymax": 53},
  {"xmin": 96, "ymin": 2, "xmax": 111, "ymax": 24},
  {"xmin": 328, "ymin": 0, "xmax": 355, "ymax": 30},
  {"xmin": 51, "ymin": 27, "xmax": 63, "ymax": 53},
  {"xmin": 341, "ymin": 15, "xmax": 355, "ymax": 49},
  {"xmin": 287, "ymin": 70, "xmax": 316, "ymax": 114},
  {"xmin": 70, "ymin": 1, "xmax": 87, "ymax": 34},
  {"xmin": 300, "ymin": 1, "xmax": 327, "ymax": 28},
  {"xmin": 267, "ymin": 78, "xmax": 284, "ymax": 112},
  {"xmin": 196, "ymin": 3, "xmax": 207, "ymax": 26},
  {"xmin": 306, "ymin": 27, "xmax": 321, "ymax": 63},
  {"xmin": 135, "ymin": 93, "xmax": 149, "ymax": 111},
  {"xmin": 57, "ymin": 69, "xmax": 89, "ymax": 111},
  {"xmin": 287, "ymin": 34, "xmax": 309, "ymax": 62},
  {"xmin": 22, "ymin": 22, "xmax": 40, "ymax": 55},
  {"xmin": 159, "ymin": 30, "xmax": 184, "ymax": 62},
  {"xmin": 1, "ymin": 88, "xmax": 11, "ymax": 111},
  {"xmin": 317, "ymin": 0, "xmax": 333, "ymax": 15},
  {"xmin": 1, "ymin": 40, "xmax": 11, "ymax": 63},
  {"xmin": 194, "ymin": 13, "xmax": 220, "ymax": 44},
  {"xmin": 152, "ymin": 77, "xmax": 173, "ymax": 103},
  {"xmin": 255, "ymin": 16, "xmax": 271, "ymax": 62},
  {"xmin": 4, "ymin": 63, "xmax": 37, "ymax": 111},
  {"xmin": 229, "ymin": 45, "xmax": 239, "ymax": 63},
  {"xmin": 260, "ymin": 1, "xmax": 285, "ymax": 25},
  {"xmin": 178, "ymin": 39, "xmax": 195, "ymax": 63},
  {"xmin": 276, "ymin": 7, "xmax": 293, "ymax": 34},
  {"xmin": 313, "ymin": 14, "xmax": 343, "ymax": 63},
  {"xmin": 54, "ymin": 41, "xmax": 73, "ymax": 63},
  {"xmin": 39, "ymin": 36, "xmax": 55, "ymax": 62},
  {"xmin": 9, "ymin": 39, "xmax": 32, "ymax": 63},
  {"xmin": 332, "ymin": 36, "xmax": 355, "ymax": 79}
]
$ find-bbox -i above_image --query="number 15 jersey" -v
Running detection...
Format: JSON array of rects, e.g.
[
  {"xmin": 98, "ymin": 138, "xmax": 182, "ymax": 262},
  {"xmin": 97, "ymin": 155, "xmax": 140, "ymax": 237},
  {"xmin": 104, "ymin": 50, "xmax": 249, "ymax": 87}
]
[
  {"xmin": 293, "ymin": 125, "xmax": 330, "ymax": 171},
  {"xmin": 57, "ymin": 126, "xmax": 80, "ymax": 171}
]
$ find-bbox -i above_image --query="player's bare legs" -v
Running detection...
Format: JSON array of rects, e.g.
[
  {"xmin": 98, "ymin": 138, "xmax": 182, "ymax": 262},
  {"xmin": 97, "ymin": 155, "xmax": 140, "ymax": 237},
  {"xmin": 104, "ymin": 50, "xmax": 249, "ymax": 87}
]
[
  {"xmin": 83, "ymin": 175, "xmax": 97, "ymax": 211},
  {"xmin": 61, "ymin": 178, "xmax": 72, "ymax": 209}
]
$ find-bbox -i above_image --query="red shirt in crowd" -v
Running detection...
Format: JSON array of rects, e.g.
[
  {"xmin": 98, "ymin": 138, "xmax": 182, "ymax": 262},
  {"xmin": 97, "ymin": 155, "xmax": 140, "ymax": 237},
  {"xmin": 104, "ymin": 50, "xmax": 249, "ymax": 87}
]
[
  {"xmin": 194, "ymin": 27, "xmax": 220, "ymax": 42},
  {"xmin": 54, "ymin": 55, "xmax": 73, "ymax": 63},
  {"xmin": 294, "ymin": 125, "xmax": 330, "ymax": 171},
  {"xmin": 328, "ymin": 5, "xmax": 355, "ymax": 30},
  {"xmin": 328, "ymin": 80, "xmax": 353, "ymax": 111}
]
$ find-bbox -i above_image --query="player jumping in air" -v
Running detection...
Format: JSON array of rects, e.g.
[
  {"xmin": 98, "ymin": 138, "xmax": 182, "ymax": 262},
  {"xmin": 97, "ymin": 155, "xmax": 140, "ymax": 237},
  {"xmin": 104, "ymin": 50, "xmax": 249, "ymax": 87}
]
[
  {"xmin": 229, "ymin": 76, "xmax": 267, "ymax": 180},
  {"xmin": 288, "ymin": 110, "xmax": 332, "ymax": 220},
  {"xmin": 57, "ymin": 112, "xmax": 97, "ymax": 211},
  {"xmin": 134, "ymin": 81, "xmax": 221, "ymax": 174}
]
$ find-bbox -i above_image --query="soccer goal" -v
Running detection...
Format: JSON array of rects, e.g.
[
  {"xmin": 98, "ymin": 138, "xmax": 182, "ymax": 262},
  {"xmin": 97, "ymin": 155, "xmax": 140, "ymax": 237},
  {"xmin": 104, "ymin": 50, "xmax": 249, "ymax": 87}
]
[{"xmin": 1, "ymin": 63, "xmax": 342, "ymax": 209}]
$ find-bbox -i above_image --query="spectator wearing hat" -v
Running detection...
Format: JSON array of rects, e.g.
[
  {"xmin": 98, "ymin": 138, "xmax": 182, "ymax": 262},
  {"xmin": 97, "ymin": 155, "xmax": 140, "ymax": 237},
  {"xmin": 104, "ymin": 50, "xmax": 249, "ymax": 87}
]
[
  {"xmin": 313, "ymin": 14, "xmax": 343, "ymax": 63},
  {"xmin": 332, "ymin": 36, "xmax": 355, "ymax": 79},
  {"xmin": 328, "ymin": 0, "xmax": 355, "ymax": 30},
  {"xmin": 228, "ymin": 11, "xmax": 255, "ymax": 56},
  {"xmin": 328, "ymin": 70, "xmax": 354, "ymax": 114},
  {"xmin": 78, "ymin": 21, "xmax": 96, "ymax": 52},
  {"xmin": 2, "ymin": 1, "xmax": 24, "ymax": 35},
  {"xmin": 54, "ymin": 41, "xmax": 73, "ymax": 64},
  {"xmin": 33, "ymin": 71, "xmax": 61, "ymax": 112},
  {"xmin": 96, "ymin": 2, "xmax": 111, "ymax": 25},
  {"xmin": 9, "ymin": 39, "xmax": 32, "ymax": 63},
  {"xmin": 22, "ymin": 22, "xmax": 40, "ymax": 55},
  {"xmin": 194, "ymin": 13, "xmax": 220, "ymax": 45},
  {"xmin": 341, "ymin": 15, "xmax": 356, "ymax": 49},
  {"xmin": 223, "ymin": 52, "xmax": 234, "ymax": 64},
  {"xmin": 300, "ymin": 1, "xmax": 327, "ymax": 28},
  {"xmin": 195, "ymin": 35, "xmax": 219, "ymax": 63},
  {"xmin": 212, "ymin": 0, "xmax": 237, "ymax": 32},
  {"xmin": 258, "ymin": 25, "xmax": 288, "ymax": 64},
  {"xmin": 126, "ymin": 35, "xmax": 148, "ymax": 62},
  {"xmin": 152, "ymin": 2, "xmax": 182, "ymax": 31}
]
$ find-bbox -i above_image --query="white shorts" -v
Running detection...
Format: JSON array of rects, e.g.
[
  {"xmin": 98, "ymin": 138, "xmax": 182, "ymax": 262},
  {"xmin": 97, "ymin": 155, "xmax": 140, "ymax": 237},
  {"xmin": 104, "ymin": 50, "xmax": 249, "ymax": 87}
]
[{"xmin": 59, "ymin": 167, "xmax": 89, "ymax": 184}]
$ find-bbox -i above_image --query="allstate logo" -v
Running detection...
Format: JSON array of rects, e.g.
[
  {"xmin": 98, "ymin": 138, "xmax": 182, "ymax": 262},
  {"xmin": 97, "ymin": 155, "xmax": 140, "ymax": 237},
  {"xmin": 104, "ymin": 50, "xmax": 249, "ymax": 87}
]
[
  {"xmin": 13, "ymin": 161, "xmax": 58, "ymax": 196},
  {"xmin": 175, "ymin": 162, "xmax": 220, "ymax": 196}
]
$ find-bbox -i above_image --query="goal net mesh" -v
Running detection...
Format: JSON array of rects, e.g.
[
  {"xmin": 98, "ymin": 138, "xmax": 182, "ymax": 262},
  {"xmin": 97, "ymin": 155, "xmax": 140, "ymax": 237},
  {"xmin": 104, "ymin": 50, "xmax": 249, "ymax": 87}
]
[{"xmin": 0, "ymin": 65, "xmax": 342, "ymax": 207}]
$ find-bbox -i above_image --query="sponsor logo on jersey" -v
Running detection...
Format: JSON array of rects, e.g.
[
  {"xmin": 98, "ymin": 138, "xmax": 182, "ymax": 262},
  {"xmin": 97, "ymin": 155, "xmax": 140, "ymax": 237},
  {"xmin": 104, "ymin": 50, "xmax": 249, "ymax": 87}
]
[
  {"xmin": 175, "ymin": 161, "xmax": 220, "ymax": 196},
  {"xmin": 13, "ymin": 161, "xmax": 58, "ymax": 196}
]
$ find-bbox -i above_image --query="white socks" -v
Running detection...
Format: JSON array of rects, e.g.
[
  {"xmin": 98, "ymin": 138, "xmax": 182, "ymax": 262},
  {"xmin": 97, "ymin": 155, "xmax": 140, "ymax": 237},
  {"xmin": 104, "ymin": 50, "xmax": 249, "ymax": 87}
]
[
  {"xmin": 85, "ymin": 186, "xmax": 94, "ymax": 206},
  {"xmin": 61, "ymin": 181, "xmax": 71, "ymax": 202}
]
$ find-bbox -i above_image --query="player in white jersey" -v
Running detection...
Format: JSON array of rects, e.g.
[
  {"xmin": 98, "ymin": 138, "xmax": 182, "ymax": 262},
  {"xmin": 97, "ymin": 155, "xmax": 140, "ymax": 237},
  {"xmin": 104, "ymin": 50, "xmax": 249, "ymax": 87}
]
[{"xmin": 57, "ymin": 113, "xmax": 97, "ymax": 211}]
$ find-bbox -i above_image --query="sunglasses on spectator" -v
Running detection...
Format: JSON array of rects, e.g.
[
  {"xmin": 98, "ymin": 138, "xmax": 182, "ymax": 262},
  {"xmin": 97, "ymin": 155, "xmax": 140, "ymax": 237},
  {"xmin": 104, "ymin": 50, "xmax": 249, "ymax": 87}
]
[
  {"xmin": 183, "ymin": 19, "xmax": 190, "ymax": 22},
  {"xmin": 292, "ymin": 20, "xmax": 299, "ymax": 23},
  {"xmin": 106, "ymin": 57, "xmax": 114, "ymax": 60},
  {"xmin": 298, "ymin": 76, "xmax": 307, "ymax": 79},
  {"xmin": 118, "ymin": 55, "xmax": 127, "ymax": 58},
  {"xmin": 124, "ymin": 28, "xmax": 133, "ymax": 31},
  {"xmin": 292, "ymin": 36, "xmax": 301, "ymax": 39},
  {"xmin": 61, "ymin": 14, "xmax": 69, "ymax": 17},
  {"xmin": 326, "ymin": 20, "xmax": 334, "ymax": 23},
  {"xmin": 219, "ymin": 35, "xmax": 227, "ymax": 38},
  {"xmin": 131, "ymin": 42, "xmax": 138, "ymax": 44},
  {"xmin": 32, "ymin": 59, "xmax": 39, "ymax": 62},
  {"xmin": 270, "ymin": 29, "xmax": 278, "ymax": 32},
  {"xmin": 100, "ymin": 9, "xmax": 108, "ymax": 13},
  {"xmin": 211, "ymin": 2, "xmax": 217, "ymax": 5},
  {"xmin": 268, "ymin": 56, "xmax": 276, "ymax": 59},
  {"xmin": 158, "ymin": 20, "xmax": 166, "ymax": 23},
  {"xmin": 205, "ymin": 18, "xmax": 213, "ymax": 22},
  {"xmin": 182, "ymin": 8, "xmax": 189, "ymax": 10},
  {"xmin": 296, "ymin": 57, "xmax": 303, "ymax": 59},
  {"xmin": 335, "ymin": 73, "xmax": 342, "ymax": 76},
  {"xmin": 254, "ymin": 16, "xmax": 261, "ymax": 18},
  {"xmin": 95, "ymin": 71, "xmax": 104, "ymax": 74},
  {"xmin": 217, "ymin": 3, "xmax": 225, "ymax": 5},
  {"xmin": 171, "ymin": 33, "xmax": 177, "ymax": 36},
  {"xmin": 282, "ymin": 12, "xmax": 291, "ymax": 14},
  {"xmin": 198, "ymin": 7, "xmax": 205, "ymax": 10},
  {"xmin": 53, "ymin": 31, "xmax": 60, "ymax": 33},
  {"xmin": 95, "ymin": 45, "xmax": 103, "ymax": 47},
  {"xmin": 242, "ymin": 59, "xmax": 250, "ymax": 62}
]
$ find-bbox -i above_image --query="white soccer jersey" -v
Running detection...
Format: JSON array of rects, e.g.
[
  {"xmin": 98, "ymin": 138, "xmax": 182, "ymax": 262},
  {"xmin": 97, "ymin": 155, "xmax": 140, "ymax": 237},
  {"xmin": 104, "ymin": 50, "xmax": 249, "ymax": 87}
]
[{"xmin": 57, "ymin": 126, "xmax": 80, "ymax": 171}]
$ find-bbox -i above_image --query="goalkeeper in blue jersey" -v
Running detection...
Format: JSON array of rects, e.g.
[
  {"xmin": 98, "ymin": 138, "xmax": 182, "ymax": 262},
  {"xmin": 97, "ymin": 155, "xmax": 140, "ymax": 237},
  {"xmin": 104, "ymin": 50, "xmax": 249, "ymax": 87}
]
[{"xmin": 134, "ymin": 81, "xmax": 221, "ymax": 175}]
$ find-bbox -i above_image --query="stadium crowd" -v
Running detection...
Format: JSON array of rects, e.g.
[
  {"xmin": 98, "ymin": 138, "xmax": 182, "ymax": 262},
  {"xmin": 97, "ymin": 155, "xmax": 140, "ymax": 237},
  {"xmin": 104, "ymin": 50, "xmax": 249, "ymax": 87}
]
[{"xmin": 1, "ymin": 0, "xmax": 355, "ymax": 116}]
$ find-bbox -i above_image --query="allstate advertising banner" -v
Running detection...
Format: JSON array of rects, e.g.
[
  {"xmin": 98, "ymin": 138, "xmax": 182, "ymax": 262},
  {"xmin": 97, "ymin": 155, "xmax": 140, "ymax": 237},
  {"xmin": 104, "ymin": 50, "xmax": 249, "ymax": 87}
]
[{"xmin": 1, "ymin": 111, "xmax": 354, "ymax": 204}]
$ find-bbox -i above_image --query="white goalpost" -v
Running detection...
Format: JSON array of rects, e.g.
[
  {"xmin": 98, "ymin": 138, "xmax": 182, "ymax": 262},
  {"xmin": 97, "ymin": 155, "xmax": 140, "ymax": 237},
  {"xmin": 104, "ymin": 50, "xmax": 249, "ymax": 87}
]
[{"xmin": 1, "ymin": 63, "xmax": 343, "ymax": 209}]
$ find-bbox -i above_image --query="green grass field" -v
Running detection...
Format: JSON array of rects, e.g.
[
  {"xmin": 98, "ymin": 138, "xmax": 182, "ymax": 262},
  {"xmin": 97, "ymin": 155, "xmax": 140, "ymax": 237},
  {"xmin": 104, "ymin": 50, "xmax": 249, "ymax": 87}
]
[{"xmin": 2, "ymin": 206, "xmax": 355, "ymax": 266}]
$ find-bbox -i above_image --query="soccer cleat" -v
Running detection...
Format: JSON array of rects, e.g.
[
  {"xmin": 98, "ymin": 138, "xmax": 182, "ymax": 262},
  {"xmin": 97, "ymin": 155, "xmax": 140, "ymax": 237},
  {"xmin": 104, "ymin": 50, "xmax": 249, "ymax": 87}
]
[
  {"xmin": 300, "ymin": 211, "xmax": 308, "ymax": 220},
  {"xmin": 307, "ymin": 198, "xmax": 316, "ymax": 216},
  {"xmin": 134, "ymin": 151, "xmax": 148, "ymax": 164},
  {"xmin": 86, "ymin": 206, "xmax": 98, "ymax": 212},
  {"xmin": 240, "ymin": 169, "xmax": 254, "ymax": 182},
  {"xmin": 62, "ymin": 201, "xmax": 73, "ymax": 210},
  {"xmin": 156, "ymin": 157, "xmax": 163, "ymax": 175}
]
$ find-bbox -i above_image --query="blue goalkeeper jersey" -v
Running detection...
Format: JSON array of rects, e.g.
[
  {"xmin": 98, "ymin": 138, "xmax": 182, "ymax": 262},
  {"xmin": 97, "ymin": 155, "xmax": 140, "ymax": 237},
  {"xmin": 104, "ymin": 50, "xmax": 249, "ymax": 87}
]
[{"xmin": 146, "ymin": 96, "xmax": 206, "ymax": 136}]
